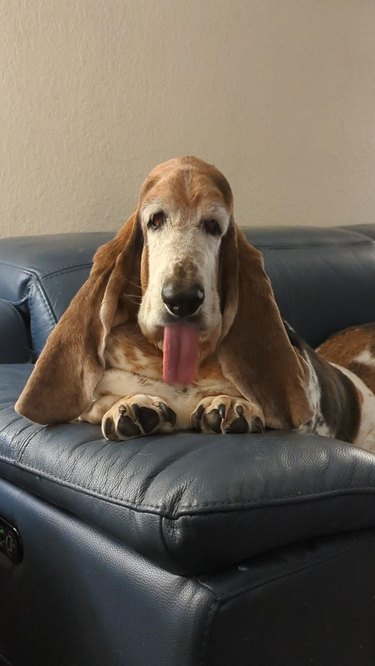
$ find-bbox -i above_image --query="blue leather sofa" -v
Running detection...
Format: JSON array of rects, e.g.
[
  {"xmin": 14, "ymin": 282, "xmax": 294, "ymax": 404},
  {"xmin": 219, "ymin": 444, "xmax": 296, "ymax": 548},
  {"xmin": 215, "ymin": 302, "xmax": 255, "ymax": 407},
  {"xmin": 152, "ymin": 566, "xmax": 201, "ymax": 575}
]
[{"xmin": 1, "ymin": 225, "xmax": 375, "ymax": 666}]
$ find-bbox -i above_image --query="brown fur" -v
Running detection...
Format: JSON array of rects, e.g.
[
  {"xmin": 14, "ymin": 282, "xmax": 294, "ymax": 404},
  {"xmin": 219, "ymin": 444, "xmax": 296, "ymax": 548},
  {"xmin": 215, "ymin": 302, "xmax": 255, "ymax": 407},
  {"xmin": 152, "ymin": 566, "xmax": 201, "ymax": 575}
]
[
  {"xmin": 15, "ymin": 213, "xmax": 143, "ymax": 423},
  {"xmin": 218, "ymin": 226, "xmax": 312, "ymax": 429},
  {"xmin": 105, "ymin": 325, "xmax": 163, "ymax": 379}
]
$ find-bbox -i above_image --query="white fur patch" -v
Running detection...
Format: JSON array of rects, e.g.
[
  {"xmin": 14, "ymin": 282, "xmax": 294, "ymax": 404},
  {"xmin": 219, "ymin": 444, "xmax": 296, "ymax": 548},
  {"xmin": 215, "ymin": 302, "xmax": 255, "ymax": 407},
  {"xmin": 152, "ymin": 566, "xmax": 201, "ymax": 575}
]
[{"xmin": 355, "ymin": 349, "xmax": 375, "ymax": 368}]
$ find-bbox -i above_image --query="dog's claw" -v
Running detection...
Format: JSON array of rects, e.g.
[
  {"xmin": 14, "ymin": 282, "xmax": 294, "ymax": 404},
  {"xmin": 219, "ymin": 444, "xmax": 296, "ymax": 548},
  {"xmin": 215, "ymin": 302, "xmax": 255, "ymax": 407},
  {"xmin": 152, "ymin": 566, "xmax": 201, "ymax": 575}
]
[
  {"xmin": 191, "ymin": 404, "xmax": 205, "ymax": 430},
  {"xmin": 218, "ymin": 403, "xmax": 226, "ymax": 419},
  {"xmin": 253, "ymin": 416, "xmax": 265, "ymax": 433},
  {"xmin": 205, "ymin": 409, "xmax": 222, "ymax": 433},
  {"xmin": 103, "ymin": 416, "xmax": 117, "ymax": 439},
  {"xmin": 158, "ymin": 402, "xmax": 176, "ymax": 426}
]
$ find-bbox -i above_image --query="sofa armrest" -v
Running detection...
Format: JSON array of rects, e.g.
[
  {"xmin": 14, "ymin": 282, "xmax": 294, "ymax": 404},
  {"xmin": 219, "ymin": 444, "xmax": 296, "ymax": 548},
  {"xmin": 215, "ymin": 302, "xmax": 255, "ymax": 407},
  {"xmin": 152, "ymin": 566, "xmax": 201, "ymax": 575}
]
[
  {"xmin": 0, "ymin": 300, "xmax": 30, "ymax": 363},
  {"xmin": 0, "ymin": 232, "xmax": 113, "ymax": 356}
]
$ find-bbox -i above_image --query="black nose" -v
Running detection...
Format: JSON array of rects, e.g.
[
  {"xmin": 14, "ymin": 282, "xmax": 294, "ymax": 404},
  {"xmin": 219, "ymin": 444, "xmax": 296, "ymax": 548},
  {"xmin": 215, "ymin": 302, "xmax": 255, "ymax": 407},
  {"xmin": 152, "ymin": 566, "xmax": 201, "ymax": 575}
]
[{"xmin": 162, "ymin": 282, "xmax": 205, "ymax": 318}]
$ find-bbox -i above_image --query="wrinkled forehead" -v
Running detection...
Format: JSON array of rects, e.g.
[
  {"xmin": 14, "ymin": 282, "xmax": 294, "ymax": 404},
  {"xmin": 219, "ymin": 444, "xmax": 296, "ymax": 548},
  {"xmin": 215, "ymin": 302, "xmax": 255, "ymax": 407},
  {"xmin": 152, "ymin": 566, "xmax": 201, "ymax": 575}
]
[{"xmin": 139, "ymin": 158, "xmax": 233, "ymax": 218}]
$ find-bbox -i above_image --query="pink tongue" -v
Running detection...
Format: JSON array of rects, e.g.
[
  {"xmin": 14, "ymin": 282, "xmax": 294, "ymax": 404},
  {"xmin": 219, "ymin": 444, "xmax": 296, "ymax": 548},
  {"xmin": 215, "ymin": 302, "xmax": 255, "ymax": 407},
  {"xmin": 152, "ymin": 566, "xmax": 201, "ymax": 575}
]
[{"xmin": 163, "ymin": 325, "xmax": 199, "ymax": 385}]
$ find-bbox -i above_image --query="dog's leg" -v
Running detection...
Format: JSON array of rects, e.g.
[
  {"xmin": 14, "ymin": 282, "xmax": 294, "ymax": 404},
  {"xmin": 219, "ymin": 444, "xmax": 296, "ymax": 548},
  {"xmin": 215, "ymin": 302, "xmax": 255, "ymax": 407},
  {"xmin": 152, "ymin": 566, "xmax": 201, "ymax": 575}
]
[
  {"xmin": 79, "ymin": 395, "xmax": 123, "ymax": 424},
  {"xmin": 191, "ymin": 395, "xmax": 265, "ymax": 434},
  {"xmin": 101, "ymin": 395, "xmax": 177, "ymax": 441}
]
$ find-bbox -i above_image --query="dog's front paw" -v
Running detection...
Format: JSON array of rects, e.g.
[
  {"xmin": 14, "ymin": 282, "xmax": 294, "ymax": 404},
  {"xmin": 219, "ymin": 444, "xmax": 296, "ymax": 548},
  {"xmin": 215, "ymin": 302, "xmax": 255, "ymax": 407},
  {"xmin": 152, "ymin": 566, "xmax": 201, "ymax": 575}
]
[
  {"xmin": 191, "ymin": 395, "xmax": 264, "ymax": 434},
  {"xmin": 102, "ymin": 395, "xmax": 176, "ymax": 441}
]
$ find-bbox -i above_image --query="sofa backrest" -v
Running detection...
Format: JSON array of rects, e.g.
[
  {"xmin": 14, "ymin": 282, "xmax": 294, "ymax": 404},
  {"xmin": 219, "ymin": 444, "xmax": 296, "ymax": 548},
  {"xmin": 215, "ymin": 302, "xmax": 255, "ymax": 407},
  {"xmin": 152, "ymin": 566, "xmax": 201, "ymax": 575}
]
[
  {"xmin": 0, "ymin": 225, "xmax": 374, "ymax": 358},
  {"xmin": 0, "ymin": 232, "xmax": 111, "ymax": 357},
  {"xmin": 250, "ymin": 225, "xmax": 375, "ymax": 347}
]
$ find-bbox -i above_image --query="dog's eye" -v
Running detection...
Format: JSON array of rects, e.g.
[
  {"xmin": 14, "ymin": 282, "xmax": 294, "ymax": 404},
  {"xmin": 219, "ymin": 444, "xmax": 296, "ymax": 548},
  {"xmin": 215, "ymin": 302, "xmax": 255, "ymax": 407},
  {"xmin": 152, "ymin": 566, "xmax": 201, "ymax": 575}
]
[
  {"xmin": 148, "ymin": 211, "xmax": 166, "ymax": 230},
  {"xmin": 203, "ymin": 219, "xmax": 221, "ymax": 236}
]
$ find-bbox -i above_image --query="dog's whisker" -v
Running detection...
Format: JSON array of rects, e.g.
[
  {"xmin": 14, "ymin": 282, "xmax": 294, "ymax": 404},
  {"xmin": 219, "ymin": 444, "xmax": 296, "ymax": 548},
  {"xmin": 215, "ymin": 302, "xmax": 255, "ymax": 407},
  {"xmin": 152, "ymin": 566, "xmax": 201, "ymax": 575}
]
[
  {"xmin": 126, "ymin": 279, "xmax": 141, "ymax": 290},
  {"xmin": 125, "ymin": 293, "xmax": 142, "ymax": 300},
  {"xmin": 126, "ymin": 298, "xmax": 142, "ymax": 305}
]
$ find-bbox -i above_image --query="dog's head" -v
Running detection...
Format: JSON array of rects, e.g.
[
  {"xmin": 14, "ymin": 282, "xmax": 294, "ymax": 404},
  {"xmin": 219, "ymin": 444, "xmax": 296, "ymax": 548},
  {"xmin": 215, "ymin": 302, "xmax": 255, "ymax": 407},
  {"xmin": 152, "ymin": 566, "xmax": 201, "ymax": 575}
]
[
  {"xmin": 16, "ymin": 156, "xmax": 311, "ymax": 429},
  {"xmin": 137, "ymin": 157, "xmax": 236, "ymax": 354}
]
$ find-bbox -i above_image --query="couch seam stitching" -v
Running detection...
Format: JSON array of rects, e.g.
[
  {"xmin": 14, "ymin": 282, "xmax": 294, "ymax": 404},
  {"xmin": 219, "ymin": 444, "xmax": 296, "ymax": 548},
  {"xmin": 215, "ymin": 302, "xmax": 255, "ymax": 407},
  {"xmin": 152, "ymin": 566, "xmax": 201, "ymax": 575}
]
[
  {"xmin": 198, "ymin": 596, "xmax": 220, "ymax": 666},
  {"xmin": 1, "ymin": 454, "xmax": 375, "ymax": 514},
  {"xmin": 0, "ymin": 260, "xmax": 93, "ymax": 278},
  {"xmin": 29, "ymin": 282, "xmax": 57, "ymax": 351},
  {"xmin": 40, "ymin": 263, "xmax": 93, "ymax": 281}
]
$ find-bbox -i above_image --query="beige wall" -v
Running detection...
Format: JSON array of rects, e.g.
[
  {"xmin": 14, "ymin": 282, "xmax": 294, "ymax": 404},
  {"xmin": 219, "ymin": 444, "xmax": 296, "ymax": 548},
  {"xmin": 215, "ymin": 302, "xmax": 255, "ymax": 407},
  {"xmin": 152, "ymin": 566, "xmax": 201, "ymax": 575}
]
[{"xmin": 1, "ymin": 0, "xmax": 375, "ymax": 237}]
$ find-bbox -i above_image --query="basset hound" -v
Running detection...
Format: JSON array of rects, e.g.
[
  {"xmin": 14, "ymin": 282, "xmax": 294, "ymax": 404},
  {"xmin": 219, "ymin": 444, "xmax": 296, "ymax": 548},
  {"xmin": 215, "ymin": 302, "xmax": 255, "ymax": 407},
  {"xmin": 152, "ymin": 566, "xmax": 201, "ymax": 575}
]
[{"xmin": 15, "ymin": 157, "xmax": 375, "ymax": 451}]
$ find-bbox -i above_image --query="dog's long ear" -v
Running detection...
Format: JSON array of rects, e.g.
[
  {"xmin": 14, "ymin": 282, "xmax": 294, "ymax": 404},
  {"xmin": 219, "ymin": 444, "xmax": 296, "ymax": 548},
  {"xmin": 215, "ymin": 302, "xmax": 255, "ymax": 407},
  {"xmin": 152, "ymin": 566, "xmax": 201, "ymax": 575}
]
[
  {"xmin": 15, "ymin": 213, "xmax": 142, "ymax": 425},
  {"xmin": 218, "ymin": 225, "xmax": 312, "ymax": 429}
]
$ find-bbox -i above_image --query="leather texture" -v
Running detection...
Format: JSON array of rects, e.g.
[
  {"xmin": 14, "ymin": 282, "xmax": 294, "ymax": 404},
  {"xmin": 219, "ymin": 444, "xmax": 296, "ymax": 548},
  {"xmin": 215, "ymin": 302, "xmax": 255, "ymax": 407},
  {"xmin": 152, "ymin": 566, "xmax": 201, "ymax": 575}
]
[
  {"xmin": 2, "ymin": 476, "xmax": 375, "ymax": 666},
  {"xmin": 0, "ymin": 300, "xmax": 30, "ymax": 363},
  {"xmin": 0, "ymin": 478, "xmax": 214, "ymax": 666},
  {"xmin": 0, "ymin": 232, "xmax": 111, "ymax": 356},
  {"xmin": 199, "ymin": 529, "xmax": 375, "ymax": 666},
  {"xmin": 251, "ymin": 225, "xmax": 375, "ymax": 347},
  {"xmin": 1, "ymin": 224, "xmax": 375, "ymax": 665}
]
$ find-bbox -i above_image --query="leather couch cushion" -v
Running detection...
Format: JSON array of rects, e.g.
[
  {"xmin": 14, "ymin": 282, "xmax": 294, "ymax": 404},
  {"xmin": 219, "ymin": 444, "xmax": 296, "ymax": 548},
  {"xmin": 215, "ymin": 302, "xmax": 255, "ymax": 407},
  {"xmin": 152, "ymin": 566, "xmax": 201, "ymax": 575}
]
[
  {"xmin": 0, "ymin": 300, "xmax": 30, "ymax": 363},
  {"xmin": 247, "ymin": 225, "xmax": 375, "ymax": 347},
  {"xmin": 2, "ymin": 364, "xmax": 375, "ymax": 576}
]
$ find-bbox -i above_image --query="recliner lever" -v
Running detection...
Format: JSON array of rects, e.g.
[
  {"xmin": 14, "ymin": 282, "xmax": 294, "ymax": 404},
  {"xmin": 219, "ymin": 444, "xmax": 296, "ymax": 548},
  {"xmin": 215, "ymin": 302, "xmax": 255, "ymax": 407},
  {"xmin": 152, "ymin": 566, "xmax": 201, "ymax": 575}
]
[{"xmin": 0, "ymin": 516, "xmax": 23, "ymax": 563}]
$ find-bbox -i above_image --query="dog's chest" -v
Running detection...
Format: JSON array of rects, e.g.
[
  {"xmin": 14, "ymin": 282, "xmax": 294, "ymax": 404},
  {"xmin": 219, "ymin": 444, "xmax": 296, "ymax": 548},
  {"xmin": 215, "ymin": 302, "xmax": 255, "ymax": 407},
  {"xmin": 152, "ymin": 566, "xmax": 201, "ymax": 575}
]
[
  {"xmin": 103, "ymin": 327, "xmax": 239, "ymax": 419},
  {"xmin": 105, "ymin": 327, "xmax": 163, "ymax": 379}
]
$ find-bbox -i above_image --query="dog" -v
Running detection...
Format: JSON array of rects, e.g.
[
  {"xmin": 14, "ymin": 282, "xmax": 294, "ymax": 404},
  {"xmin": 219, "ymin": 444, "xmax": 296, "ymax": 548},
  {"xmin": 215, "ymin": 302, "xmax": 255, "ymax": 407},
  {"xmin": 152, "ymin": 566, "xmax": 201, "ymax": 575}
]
[{"xmin": 15, "ymin": 156, "xmax": 375, "ymax": 451}]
